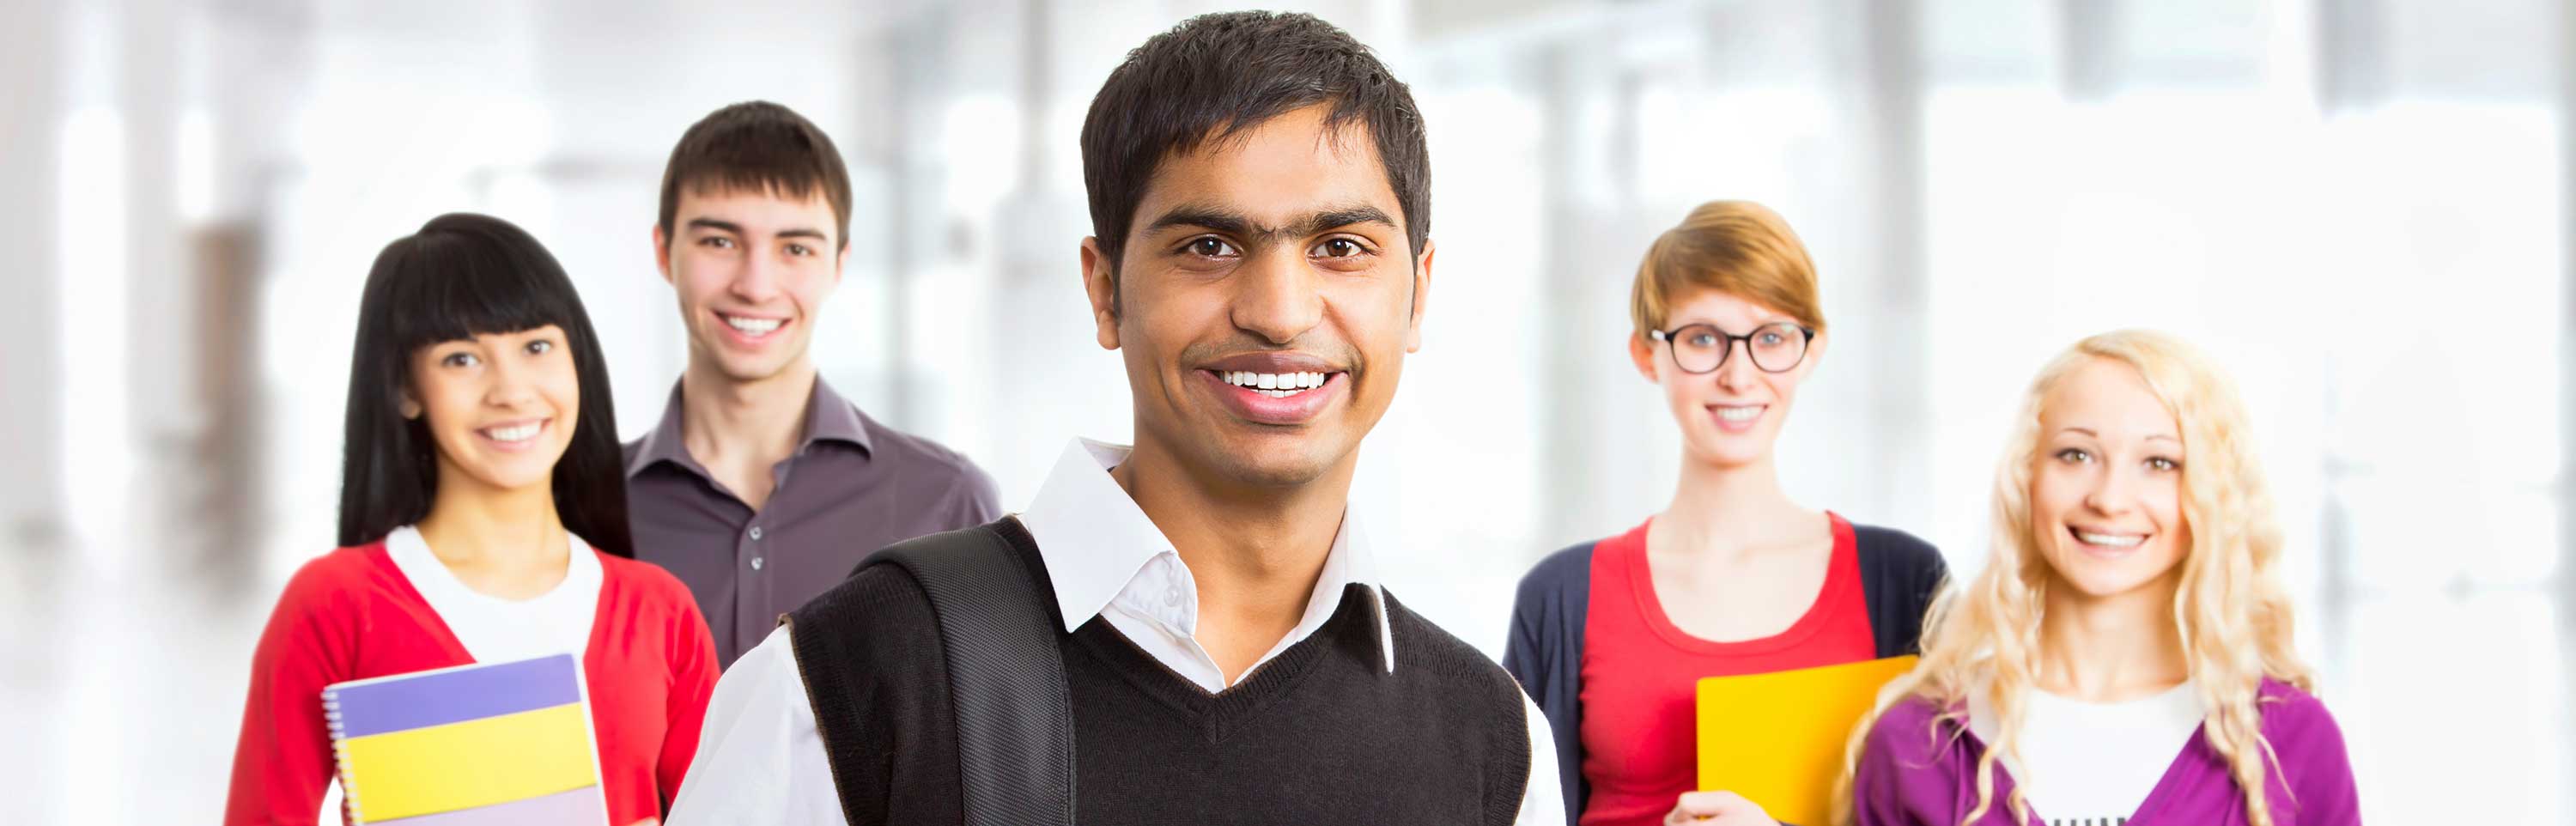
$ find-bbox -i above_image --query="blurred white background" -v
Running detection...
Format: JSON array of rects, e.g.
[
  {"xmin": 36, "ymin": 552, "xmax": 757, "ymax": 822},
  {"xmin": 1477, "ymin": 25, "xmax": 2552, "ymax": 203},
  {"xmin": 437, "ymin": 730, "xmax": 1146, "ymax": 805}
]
[{"xmin": 0, "ymin": 0, "xmax": 2568, "ymax": 821}]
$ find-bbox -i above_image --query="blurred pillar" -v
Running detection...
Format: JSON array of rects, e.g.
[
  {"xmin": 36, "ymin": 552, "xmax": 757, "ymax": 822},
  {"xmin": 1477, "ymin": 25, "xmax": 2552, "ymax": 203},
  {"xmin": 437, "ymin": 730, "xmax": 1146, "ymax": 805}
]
[
  {"xmin": 0, "ymin": 0, "xmax": 66, "ymax": 553},
  {"xmin": 879, "ymin": 6, "xmax": 956, "ymax": 428},
  {"xmin": 2057, "ymin": 0, "xmax": 2122, "ymax": 100},
  {"xmin": 2315, "ymin": 0, "xmax": 2390, "ymax": 112},
  {"xmin": 2557, "ymin": 0, "xmax": 2576, "ymax": 804},
  {"xmin": 122, "ymin": 0, "xmax": 191, "ymax": 560},
  {"xmin": 1534, "ymin": 41, "xmax": 1639, "ymax": 547},
  {"xmin": 1857, "ymin": 0, "xmax": 1934, "ymax": 532}
]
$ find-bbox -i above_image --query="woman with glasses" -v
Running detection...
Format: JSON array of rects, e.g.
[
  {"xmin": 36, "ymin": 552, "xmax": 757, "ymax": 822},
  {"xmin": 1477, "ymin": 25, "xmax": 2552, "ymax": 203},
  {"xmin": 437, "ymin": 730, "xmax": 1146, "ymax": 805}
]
[{"xmin": 1504, "ymin": 201, "xmax": 1948, "ymax": 826}]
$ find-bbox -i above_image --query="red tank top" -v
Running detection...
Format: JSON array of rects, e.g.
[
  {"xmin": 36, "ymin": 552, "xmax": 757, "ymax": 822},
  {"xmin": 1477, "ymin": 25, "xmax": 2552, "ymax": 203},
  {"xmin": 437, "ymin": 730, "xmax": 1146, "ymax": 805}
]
[{"xmin": 1576, "ymin": 513, "xmax": 1877, "ymax": 826}]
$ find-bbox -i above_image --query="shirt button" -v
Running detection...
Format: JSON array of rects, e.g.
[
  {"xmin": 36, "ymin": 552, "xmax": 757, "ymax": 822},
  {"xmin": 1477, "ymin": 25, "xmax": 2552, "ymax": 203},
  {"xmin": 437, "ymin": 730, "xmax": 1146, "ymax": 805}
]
[
  {"xmin": 748, "ymin": 526, "xmax": 763, "ymax": 540},
  {"xmin": 1163, "ymin": 588, "xmax": 1182, "ymax": 606},
  {"xmin": 750, "ymin": 556, "xmax": 764, "ymax": 571}
]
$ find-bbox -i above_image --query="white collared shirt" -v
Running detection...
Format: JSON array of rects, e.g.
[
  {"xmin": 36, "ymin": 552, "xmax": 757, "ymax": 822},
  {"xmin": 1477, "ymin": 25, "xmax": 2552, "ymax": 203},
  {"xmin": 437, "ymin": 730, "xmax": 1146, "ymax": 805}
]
[
  {"xmin": 383, "ymin": 525, "xmax": 599, "ymax": 663},
  {"xmin": 670, "ymin": 438, "xmax": 1561, "ymax": 825}
]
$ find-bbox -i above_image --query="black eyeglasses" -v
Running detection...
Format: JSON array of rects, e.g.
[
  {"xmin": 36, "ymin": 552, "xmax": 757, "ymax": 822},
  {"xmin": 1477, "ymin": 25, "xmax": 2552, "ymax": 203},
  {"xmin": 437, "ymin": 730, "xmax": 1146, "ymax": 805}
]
[{"xmin": 1648, "ymin": 322, "xmax": 1814, "ymax": 374}]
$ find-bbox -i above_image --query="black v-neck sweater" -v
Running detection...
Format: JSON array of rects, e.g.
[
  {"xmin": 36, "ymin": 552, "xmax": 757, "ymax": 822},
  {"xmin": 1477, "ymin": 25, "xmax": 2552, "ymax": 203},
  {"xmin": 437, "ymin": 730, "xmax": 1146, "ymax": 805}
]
[{"xmin": 787, "ymin": 519, "xmax": 1534, "ymax": 825}]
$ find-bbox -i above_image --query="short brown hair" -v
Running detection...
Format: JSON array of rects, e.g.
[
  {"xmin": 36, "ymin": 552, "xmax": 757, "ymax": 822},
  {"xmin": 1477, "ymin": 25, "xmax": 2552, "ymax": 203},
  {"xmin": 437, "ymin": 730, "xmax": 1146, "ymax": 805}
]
[
  {"xmin": 657, "ymin": 101, "xmax": 853, "ymax": 251},
  {"xmin": 1629, "ymin": 200, "xmax": 1824, "ymax": 337}
]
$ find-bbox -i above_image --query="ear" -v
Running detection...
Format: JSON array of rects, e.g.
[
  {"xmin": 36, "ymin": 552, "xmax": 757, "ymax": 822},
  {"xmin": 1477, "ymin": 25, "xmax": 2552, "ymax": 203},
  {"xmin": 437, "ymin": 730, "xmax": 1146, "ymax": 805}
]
[
  {"xmin": 1629, "ymin": 331, "xmax": 1661, "ymax": 383},
  {"xmin": 833, "ymin": 243, "xmax": 850, "ymax": 284},
  {"xmin": 399, "ymin": 391, "xmax": 423, "ymax": 421},
  {"xmin": 1079, "ymin": 236, "xmax": 1120, "ymax": 350},
  {"xmin": 1799, "ymin": 328, "xmax": 1829, "ymax": 377},
  {"xmin": 1403, "ymin": 239, "xmax": 1435, "ymax": 354},
  {"xmin": 652, "ymin": 223, "xmax": 674, "ymax": 286}
]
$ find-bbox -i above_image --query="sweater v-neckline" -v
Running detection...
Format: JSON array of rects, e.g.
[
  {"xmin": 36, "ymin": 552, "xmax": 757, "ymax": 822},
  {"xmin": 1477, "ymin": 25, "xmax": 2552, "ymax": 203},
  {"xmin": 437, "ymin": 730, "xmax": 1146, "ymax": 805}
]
[
  {"xmin": 1069, "ymin": 582, "xmax": 1378, "ymax": 740},
  {"xmin": 1953, "ymin": 720, "xmax": 2207, "ymax": 825}
]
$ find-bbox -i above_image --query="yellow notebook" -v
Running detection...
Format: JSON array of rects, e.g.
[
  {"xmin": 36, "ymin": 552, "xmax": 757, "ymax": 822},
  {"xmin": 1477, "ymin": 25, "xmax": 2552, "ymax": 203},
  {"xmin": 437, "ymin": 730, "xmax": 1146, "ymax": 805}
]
[{"xmin": 1695, "ymin": 655, "xmax": 1917, "ymax": 826}]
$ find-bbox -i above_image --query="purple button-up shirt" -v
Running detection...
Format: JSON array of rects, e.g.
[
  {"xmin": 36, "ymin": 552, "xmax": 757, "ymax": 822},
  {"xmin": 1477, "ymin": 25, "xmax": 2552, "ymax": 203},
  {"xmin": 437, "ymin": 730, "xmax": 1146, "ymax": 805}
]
[{"xmin": 623, "ymin": 378, "xmax": 1000, "ymax": 669}]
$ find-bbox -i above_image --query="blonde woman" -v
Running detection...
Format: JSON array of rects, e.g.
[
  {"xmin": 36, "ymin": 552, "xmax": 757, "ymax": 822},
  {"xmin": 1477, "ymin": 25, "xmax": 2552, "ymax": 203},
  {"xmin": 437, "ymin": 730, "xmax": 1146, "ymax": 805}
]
[{"xmin": 1840, "ymin": 331, "xmax": 2359, "ymax": 826}]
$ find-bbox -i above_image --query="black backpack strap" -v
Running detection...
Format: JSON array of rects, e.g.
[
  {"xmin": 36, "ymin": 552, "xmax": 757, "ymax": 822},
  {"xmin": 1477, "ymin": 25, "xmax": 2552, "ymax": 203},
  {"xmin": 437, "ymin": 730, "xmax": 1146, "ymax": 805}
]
[{"xmin": 799, "ymin": 518, "xmax": 1076, "ymax": 826}]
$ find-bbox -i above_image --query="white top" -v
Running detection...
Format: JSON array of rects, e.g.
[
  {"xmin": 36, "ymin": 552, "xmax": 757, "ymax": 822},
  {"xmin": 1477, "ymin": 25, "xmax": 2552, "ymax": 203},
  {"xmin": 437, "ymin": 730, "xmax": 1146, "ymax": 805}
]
[
  {"xmin": 384, "ymin": 525, "xmax": 601, "ymax": 663},
  {"xmin": 668, "ymin": 438, "xmax": 1562, "ymax": 826},
  {"xmin": 1968, "ymin": 679, "xmax": 2204, "ymax": 825}
]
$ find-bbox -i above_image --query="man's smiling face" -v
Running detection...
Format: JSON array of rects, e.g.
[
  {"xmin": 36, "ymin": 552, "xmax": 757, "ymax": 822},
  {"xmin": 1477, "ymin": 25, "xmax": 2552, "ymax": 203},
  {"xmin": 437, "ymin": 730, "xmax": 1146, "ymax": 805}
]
[{"xmin": 1084, "ymin": 103, "xmax": 1433, "ymax": 489}]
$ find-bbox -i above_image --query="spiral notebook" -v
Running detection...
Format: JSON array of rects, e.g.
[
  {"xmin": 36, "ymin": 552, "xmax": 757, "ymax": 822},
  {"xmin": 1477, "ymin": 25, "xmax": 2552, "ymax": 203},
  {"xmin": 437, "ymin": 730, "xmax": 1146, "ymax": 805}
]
[
  {"xmin": 322, "ymin": 653, "xmax": 611, "ymax": 826},
  {"xmin": 1696, "ymin": 654, "xmax": 1919, "ymax": 826}
]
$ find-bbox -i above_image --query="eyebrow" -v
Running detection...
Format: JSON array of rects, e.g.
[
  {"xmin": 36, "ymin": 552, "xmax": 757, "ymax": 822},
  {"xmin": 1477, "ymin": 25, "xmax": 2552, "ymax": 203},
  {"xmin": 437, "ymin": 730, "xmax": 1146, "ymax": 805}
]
[
  {"xmin": 685, "ymin": 217, "xmax": 830, "ymax": 242},
  {"xmin": 2058, "ymin": 426, "xmax": 2181, "ymax": 443},
  {"xmin": 1140, "ymin": 203, "xmax": 1397, "ymax": 245}
]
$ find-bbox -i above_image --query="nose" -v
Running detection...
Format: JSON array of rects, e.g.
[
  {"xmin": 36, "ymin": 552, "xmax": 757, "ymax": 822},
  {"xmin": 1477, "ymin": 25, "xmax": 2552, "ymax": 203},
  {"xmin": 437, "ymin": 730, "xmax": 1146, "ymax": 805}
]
[
  {"xmin": 1230, "ymin": 247, "xmax": 1324, "ymax": 345},
  {"xmin": 728, "ymin": 248, "xmax": 784, "ymax": 305},
  {"xmin": 2082, "ymin": 465, "xmax": 2136, "ymax": 517},
  {"xmin": 1710, "ymin": 337, "xmax": 1759, "ymax": 392},
  {"xmin": 483, "ymin": 351, "xmax": 541, "ymax": 410}
]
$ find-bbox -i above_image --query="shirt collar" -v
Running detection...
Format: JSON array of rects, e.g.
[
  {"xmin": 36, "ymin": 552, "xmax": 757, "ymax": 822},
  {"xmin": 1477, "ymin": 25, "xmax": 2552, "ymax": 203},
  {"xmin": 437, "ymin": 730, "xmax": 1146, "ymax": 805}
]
[
  {"xmin": 1014, "ymin": 437, "xmax": 1395, "ymax": 674},
  {"xmin": 625, "ymin": 375, "xmax": 875, "ymax": 479}
]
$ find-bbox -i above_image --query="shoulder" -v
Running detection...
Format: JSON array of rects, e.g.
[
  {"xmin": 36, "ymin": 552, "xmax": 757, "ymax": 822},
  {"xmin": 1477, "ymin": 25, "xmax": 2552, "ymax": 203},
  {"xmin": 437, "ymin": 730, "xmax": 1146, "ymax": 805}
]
[
  {"xmin": 1858, "ymin": 692, "xmax": 1960, "ymax": 768},
  {"xmin": 792, "ymin": 558, "xmax": 939, "ymax": 635},
  {"xmin": 1512, "ymin": 542, "xmax": 1597, "ymax": 606},
  {"xmin": 2255, "ymin": 678, "xmax": 2348, "ymax": 747},
  {"xmin": 597, "ymin": 552, "xmax": 696, "ymax": 604},
  {"xmin": 1848, "ymin": 520, "xmax": 1943, "ymax": 570},
  {"xmin": 1382, "ymin": 592, "xmax": 1522, "ymax": 696},
  {"xmin": 860, "ymin": 411, "xmax": 989, "ymax": 483},
  {"xmin": 266, "ymin": 543, "xmax": 386, "ymax": 615},
  {"xmin": 274, "ymin": 544, "xmax": 391, "ymax": 608}
]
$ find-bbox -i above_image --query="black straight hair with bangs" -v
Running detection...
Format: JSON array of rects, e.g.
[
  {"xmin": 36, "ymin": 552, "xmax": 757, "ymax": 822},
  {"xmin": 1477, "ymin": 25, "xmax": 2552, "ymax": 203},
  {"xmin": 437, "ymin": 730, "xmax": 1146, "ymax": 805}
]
[{"xmin": 337, "ymin": 212, "xmax": 634, "ymax": 557}]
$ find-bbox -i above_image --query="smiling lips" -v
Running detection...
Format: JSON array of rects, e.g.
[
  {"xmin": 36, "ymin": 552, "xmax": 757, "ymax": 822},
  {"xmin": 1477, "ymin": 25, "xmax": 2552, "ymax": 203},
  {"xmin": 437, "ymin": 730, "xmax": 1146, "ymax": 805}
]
[
  {"xmin": 1708, "ymin": 403, "xmax": 1766, "ymax": 432},
  {"xmin": 718, "ymin": 312, "xmax": 787, "ymax": 343},
  {"xmin": 477, "ymin": 418, "xmax": 550, "ymax": 452},
  {"xmin": 1199, "ymin": 355, "xmax": 1348, "ymax": 425},
  {"xmin": 2070, "ymin": 525, "xmax": 2150, "ymax": 553}
]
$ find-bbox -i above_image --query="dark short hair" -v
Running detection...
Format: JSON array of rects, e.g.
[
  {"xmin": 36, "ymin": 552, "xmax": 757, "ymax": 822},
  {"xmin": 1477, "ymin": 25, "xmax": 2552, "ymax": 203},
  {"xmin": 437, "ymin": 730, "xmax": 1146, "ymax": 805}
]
[
  {"xmin": 1080, "ymin": 11, "xmax": 1429, "ymax": 274},
  {"xmin": 657, "ymin": 100, "xmax": 854, "ymax": 252},
  {"xmin": 337, "ymin": 213, "xmax": 635, "ymax": 557}
]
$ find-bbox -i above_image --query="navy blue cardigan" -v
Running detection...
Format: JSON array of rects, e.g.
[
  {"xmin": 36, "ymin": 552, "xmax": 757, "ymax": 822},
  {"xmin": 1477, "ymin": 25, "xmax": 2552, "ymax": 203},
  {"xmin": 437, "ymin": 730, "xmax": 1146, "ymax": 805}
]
[{"xmin": 1501, "ymin": 523, "xmax": 1948, "ymax": 825}]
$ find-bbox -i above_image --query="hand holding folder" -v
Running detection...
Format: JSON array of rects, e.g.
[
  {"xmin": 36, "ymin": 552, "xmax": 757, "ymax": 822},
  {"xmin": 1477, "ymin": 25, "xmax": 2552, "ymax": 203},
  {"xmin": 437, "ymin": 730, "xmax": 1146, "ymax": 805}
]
[{"xmin": 1695, "ymin": 655, "xmax": 1918, "ymax": 826}]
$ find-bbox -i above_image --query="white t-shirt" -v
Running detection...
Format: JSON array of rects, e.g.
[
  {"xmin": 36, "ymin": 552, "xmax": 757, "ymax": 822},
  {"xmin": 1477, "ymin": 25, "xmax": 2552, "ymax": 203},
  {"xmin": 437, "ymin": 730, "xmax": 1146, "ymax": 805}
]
[
  {"xmin": 385, "ymin": 525, "xmax": 602, "ymax": 663},
  {"xmin": 1967, "ymin": 680, "xmax": 2204, "ymax": 826}
]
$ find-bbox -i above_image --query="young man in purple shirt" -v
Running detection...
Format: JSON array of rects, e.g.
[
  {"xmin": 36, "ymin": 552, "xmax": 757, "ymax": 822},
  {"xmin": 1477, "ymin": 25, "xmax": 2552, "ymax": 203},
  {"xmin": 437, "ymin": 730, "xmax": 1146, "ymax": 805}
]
[{"xmin": 624, "ymin": 101, "xmax": 999, "ymax": 669}]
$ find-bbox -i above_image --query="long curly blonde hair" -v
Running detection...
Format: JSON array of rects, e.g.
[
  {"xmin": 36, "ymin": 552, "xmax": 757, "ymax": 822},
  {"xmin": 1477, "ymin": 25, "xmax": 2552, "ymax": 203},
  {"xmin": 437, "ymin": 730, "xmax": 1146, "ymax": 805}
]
[{"xmin": 1833, "ymin": 329, "xmax": 2315, "ymax": 826}]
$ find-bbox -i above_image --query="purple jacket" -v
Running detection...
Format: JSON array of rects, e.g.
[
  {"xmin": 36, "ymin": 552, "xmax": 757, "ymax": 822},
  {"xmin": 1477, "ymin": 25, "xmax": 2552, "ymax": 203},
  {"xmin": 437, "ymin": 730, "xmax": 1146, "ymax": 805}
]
[{"xmin": 1853, "ymin": 678, "xmax": 2360, "ymax": 826}]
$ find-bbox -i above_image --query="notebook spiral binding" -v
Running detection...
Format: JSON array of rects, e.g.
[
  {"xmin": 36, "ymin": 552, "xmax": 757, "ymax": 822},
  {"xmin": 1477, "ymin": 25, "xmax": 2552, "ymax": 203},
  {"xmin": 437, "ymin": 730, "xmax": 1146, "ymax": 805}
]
[{"xmin": 321, "ymin": 691, "xmax": 367, "ymax": 825}]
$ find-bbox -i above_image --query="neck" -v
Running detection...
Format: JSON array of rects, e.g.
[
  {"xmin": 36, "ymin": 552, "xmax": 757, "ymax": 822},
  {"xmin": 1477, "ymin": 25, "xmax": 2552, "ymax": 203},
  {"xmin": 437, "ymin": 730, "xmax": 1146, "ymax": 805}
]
[
  {"xmin": 1111, "ymin": 435, "xmax": 1350, "ymax": 640},
  {"xmin": 680, "ymin": 355, "xmax": 816, "ymax": 469},
  {"xmin": 1655, "ymin": 450, "xmax": 1807, "ymax": 558},
  {"xmin": 2037, "ymin": 571, "xmax": 2190, "ymax": 701},
  {"xmin": 413, "ymin": 467, "xmax": 567, "ymax": 567}
]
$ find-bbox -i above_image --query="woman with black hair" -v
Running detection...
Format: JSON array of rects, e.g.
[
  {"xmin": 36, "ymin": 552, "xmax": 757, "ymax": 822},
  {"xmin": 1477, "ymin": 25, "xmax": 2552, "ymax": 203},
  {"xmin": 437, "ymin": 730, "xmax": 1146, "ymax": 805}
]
[{"xmin": 224, "ymin": 214, "xmax": 717, "ymax": 826}]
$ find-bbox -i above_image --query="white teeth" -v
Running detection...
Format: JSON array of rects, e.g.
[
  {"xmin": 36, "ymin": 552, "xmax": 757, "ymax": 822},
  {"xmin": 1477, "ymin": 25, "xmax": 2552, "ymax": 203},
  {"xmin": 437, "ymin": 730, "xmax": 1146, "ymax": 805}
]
[
  {"xmin": 2076, "ymin": 531, "xmax": 2145, "ymax": 548},
  {"xmin": 725, "ymin": 315, "xmax": 782, "ymax": 335},
  {"xmin": 484, "ymin": 422, "xmax": 542, "ymax": 442},
  {"xmin": 1716, "ymin": 405, "xmax": 1764, "ymax": 422},
  {"xmin": 1222, "ymin": 371, "xmax": 1333, "ymax": 394}
]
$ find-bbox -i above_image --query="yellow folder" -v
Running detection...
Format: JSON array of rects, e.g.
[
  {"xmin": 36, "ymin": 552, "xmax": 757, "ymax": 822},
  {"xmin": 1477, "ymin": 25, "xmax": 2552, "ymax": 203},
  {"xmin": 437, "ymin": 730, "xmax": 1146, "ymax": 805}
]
[{"xmin": 1695, "ymin": 655, "xmax": 1917, "ymax": 826}]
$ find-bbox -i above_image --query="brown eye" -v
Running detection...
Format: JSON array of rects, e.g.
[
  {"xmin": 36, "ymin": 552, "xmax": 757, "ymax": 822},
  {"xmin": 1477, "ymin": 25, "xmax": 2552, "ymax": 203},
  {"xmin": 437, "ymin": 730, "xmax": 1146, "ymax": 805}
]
[
  {"xmin": 1315, "ymin": 238, "xmax": 1363, "ymax": 258},
  {"xmin": 441, "ymin": 352, "xmax": 479, "ymax": 368},
  {"xmin": 1187, "ymin": 237, "xmax": 1237, "ymax": 257},
  {"xmin": 526, "ymin": 339, "xmax": 554, "ymax": 355}
]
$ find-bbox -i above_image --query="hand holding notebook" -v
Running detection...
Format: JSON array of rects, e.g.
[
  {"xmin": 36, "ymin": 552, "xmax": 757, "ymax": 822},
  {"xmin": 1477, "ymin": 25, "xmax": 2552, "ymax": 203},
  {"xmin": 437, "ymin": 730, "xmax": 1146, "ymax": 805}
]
[
  {"xmin": 1695, "ymin": 655, "xmax": 1920, "ymax": 826},
  {"xmin": 323, "ymin": 653, "xmax": 611, "ymax": 825}
]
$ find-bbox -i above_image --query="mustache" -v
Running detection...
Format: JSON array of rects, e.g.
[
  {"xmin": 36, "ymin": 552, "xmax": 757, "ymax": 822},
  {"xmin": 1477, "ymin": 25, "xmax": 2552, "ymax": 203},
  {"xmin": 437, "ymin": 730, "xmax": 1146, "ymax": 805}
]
[{"xmin": 1180, "ymin": 337, "xmax": 1363, "ymax": 374}]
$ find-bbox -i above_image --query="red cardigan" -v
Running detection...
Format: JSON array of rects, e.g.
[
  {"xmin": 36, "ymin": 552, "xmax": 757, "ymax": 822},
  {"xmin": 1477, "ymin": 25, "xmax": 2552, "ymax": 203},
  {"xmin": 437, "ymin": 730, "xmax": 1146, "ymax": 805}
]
[{"xmin": 223, "ymin": 542, "xmax": 719, "ymax": 826}]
